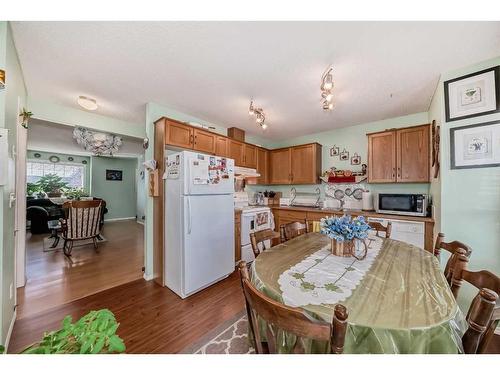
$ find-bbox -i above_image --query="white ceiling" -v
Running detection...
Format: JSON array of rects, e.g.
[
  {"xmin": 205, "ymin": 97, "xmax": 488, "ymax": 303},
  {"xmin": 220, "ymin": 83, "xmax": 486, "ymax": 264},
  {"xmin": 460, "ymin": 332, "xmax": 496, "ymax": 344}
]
[
  {"xmin": 11, "ymin": 22, "xmax": 500, "ymax": 140},
  {"xmin": 28, "ymin": 119, "xmax": 144, "ymax": 157}
]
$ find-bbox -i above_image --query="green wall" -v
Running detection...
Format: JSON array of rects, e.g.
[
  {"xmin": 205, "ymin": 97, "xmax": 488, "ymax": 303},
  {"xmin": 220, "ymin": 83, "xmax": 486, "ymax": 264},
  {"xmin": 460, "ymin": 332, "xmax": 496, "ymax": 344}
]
[
  {"xmin": 246, "ymin": 112, "xmax": 431, "ymax": 198},
  {"xmin": 90, "ymin": 156, "xmax": 138, "ymax": 220},
  {"xmin": 437, "ymin": 56, "xmax": 500, "ymax": 310},
  {"xmin": 0, "ymin": 21, "xmax": 27, "ymax": 346},
  {"xmin": 27, "ymin": 150, "xmax": 91, "ymax": 193}
]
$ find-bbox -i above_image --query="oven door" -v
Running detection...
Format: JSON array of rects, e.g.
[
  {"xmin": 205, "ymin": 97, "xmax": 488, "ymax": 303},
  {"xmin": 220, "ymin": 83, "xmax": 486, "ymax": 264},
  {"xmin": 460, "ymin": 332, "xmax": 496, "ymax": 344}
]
[
  {"xmin": 377, "ymin": 194, "xmax": 419, "ymax": 215},
  {"xmin": 241, "ymin": 211, "xmax": 272, "ymax": 246}
]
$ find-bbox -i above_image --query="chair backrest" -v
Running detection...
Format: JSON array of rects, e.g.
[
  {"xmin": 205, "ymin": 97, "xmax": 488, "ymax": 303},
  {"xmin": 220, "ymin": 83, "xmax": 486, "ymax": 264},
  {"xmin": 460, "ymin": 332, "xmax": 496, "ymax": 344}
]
[
  {"xmin": 434, "ymin": 233, "xmax": 472, "ymax": 285},
  {"xmin": 369, "ymin": 221, "xmax": 392, "ymax": 239},
  {"xmin": 63, "ymin": 200, "xmax": 102, "ymax": 240},
  {"xmin": 250, "ymin": 229, "xmax": 276, "ymax": 258},
  {"xmin": 450, "ymin": 249, "xmax": 500, "ymax": 354},
  {"xmin": 238, "ymin": 262, "xmax": 348, "ymax": 354},
  {"xmin": 280, "ymin": 220, "xmax": 309, "ymax": 242}
]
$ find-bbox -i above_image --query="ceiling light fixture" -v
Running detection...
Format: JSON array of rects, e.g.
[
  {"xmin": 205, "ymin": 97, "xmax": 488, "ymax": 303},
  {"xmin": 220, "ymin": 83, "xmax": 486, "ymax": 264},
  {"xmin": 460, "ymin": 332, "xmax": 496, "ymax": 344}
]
[
  {"xmin": 77, "ymin": 96, "xmax": 98, "ymax": 111},
  {"xmin": 73, "ymin": 127, "xmax": 122, "ymax": 156},
  {"xmin": 321, "ymin": 66, "xmax": 334, "ymax": 111},
  {"xmin": 248, "ymin": 100, "xmax": 268, "ymax": 130}
]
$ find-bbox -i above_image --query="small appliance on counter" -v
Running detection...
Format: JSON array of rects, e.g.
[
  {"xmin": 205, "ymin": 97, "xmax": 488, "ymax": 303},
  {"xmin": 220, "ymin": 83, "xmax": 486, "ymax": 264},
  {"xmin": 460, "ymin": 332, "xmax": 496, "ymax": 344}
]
[
  {"xmin": 362, "ymin": 190, "xmax": 374, "ymax": 211},
  {"xmin": 376, "ymin": 193, "xmax": 428, "ymax": 217}
]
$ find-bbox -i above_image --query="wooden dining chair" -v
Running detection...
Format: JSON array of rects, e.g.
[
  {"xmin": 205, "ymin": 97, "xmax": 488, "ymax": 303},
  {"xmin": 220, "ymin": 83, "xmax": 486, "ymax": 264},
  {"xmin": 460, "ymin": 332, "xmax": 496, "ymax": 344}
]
[
  {"xmin": 369, "ymin": 221, "xmax": 392, "ymax": 238},
  {"xmin": 250, "ymin": 229, "xmax": 278, "ymax": 258},
  {"xmin": 60, "ymin": 200, "xmax": 103, "ymax": 257},
  {"xmin": 450, "ymin": 249, "xmax": 500, "ymax": 354},
  {"xmin": 280, "ymin": 220, "xmax": 310, "ymax": 242},
  {"xmin": 238, "ymin": 262, "xmax": 348, "ymax": 354},
  {"xmin": 434, "ymin": 232, "xmax": 473, "ymax": 285}
]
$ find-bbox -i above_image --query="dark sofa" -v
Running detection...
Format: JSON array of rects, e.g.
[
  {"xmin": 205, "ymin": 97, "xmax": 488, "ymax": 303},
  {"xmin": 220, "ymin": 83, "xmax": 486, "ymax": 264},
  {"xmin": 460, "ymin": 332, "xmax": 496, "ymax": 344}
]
[{"xmin": 27, "ymin": 198, "xmax": 108, "ymax": 234}]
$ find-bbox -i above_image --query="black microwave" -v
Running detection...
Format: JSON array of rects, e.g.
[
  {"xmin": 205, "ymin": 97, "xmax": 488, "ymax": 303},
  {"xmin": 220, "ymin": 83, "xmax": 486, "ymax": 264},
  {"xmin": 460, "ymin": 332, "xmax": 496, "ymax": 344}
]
[{"xmin": 376, "ymin": 194, "xmax": 428, "ymax": 217}]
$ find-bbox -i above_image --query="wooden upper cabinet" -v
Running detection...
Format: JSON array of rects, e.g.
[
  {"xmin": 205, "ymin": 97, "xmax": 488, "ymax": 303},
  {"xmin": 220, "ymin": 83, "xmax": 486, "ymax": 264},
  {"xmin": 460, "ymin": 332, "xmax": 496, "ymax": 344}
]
[
  {"xmin": 269, "ymin": 148, "xmax": 292, "ymax": 184},
  {"xmin": 367, "ymin": 124, "xmax": 430, "ymax": 183},
  {"xmin": 397, "ymin": 125, "xmax": 430, "ymax": 182},
  {"xmin": 247, "ymin": 147, "xmax": 269, "ymax": 185},
  {"xmin": 215, "ymin": 135, "xmax": 229, "ymax": 157},
  {"xmin": 229, "ymin": 139, "xmax": 244, "ymax": 166},
  {"xmin": 290, "ymin": 143, "xmax": 321, "ymax": 184},
  {"xmin": 192, "ymin": 128, "xmax": 216, "ymax": 154},
  {"xmin": 368, "ymin": 131, "xmax": 396, "ymax": 183},
  {"xmin": 243, "ymin": 144, "xmax": 257, "ymax": 168},
  {"xmin": 165, "ymin": 120, "xmax": 193, "ymax": 149}
]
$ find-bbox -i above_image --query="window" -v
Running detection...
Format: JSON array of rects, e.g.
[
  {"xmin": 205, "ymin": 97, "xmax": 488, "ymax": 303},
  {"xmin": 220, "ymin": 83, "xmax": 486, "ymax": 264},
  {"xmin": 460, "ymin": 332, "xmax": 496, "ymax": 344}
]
[{"xmin": 27, "ymin": 160, "xmax": 86, "ymax": 189}]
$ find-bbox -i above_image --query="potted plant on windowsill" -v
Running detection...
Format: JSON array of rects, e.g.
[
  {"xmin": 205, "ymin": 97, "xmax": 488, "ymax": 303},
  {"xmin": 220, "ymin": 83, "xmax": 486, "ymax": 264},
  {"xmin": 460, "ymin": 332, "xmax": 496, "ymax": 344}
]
[
  {"xmin": 320, "ymin": 215, "xmax": 370, "ymax": 260},
  {"xmin": 36, "ymin": 173, "xmax": 69, "ymax": 198},
  {"xmin": 21, "ymin": 309, "xmax": 126, "ymax": 354}
]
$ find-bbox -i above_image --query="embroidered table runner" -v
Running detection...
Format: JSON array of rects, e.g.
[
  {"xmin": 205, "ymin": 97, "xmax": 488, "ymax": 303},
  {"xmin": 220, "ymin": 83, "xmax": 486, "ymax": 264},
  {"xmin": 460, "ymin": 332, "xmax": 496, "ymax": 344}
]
[{"xmin": 251, "ymin": 232, "xmax": 466, "ymax": 353}]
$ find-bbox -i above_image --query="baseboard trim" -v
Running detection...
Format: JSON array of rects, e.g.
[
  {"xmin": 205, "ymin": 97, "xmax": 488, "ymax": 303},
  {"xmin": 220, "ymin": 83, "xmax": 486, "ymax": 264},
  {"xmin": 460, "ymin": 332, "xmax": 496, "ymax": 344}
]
[
  {"xmin": 4, "ymin": 308, "xmax": 17, "ymax": 353},
  {"xmin": 104, "ymin": 217, "xmax": 136, "ymax": 222},
  {"xmin": 136, "ymin": 220, "xmax": 144, "ymax": 225},
  {"xmin": 143, "ymin": 273, "xmax": 154, "ymax": 281}
]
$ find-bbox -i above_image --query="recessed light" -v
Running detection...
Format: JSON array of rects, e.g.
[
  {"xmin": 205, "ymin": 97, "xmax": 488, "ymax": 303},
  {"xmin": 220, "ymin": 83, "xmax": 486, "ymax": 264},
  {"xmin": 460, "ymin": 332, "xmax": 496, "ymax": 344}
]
[{"xmin": 77, "ymin": 96, "xmax": 98, "ymax": 111}]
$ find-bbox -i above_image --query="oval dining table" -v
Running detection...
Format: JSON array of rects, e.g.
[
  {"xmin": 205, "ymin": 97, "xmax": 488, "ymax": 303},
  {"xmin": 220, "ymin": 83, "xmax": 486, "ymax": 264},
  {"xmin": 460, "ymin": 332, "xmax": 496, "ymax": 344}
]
[{"xmin": 250, "ymin": 232, "xmax": 467, "ymax": 354}]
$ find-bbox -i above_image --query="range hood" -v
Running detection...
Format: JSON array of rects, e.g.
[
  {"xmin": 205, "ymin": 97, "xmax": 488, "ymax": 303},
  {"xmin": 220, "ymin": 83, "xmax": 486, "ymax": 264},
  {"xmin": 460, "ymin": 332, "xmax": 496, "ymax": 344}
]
[{"xmin": 234, "ymin": 166, "xmax": 261, "ymax": 179}]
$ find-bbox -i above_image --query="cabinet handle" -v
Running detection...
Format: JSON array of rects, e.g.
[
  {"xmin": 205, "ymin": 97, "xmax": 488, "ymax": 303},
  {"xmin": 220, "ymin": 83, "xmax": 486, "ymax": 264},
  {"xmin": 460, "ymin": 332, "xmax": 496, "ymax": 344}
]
[
  {"xmin": 397, "ymin": 167, "xmax": 401, "ymax": 179},
  {"xmin": 392, "ymin": 168, "xmax": 395, "ymax": 179}
]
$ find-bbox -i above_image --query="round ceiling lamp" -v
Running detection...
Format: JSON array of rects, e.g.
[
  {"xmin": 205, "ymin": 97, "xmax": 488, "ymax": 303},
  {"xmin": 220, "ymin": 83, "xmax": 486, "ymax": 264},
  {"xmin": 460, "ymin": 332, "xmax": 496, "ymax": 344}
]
[{"xmin": 77, "ymin": 96, "xmax": 98, "ymax": 111}]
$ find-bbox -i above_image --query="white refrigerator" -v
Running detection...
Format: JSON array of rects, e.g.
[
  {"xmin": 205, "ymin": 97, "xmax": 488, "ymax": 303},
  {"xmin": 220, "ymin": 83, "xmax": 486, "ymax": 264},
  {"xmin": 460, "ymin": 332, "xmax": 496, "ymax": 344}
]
[{"xmin": 164, "ymin": 150, "xmax": 235, "ymax": 298}]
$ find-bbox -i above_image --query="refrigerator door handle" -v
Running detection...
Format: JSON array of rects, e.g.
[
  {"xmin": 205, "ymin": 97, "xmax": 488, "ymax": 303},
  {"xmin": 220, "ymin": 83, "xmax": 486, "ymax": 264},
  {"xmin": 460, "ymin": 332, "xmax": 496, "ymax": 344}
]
[{"xmin": 187, "ymin": 196, "xmax": 192, "ymax": 234}]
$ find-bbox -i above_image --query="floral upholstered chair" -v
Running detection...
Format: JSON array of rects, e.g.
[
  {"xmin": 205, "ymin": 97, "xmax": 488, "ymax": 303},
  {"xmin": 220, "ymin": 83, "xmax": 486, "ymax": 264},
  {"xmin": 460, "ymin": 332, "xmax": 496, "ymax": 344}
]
[{"xmin": 60, "ymin": 200, "xmax": 103, "ymax": 257}]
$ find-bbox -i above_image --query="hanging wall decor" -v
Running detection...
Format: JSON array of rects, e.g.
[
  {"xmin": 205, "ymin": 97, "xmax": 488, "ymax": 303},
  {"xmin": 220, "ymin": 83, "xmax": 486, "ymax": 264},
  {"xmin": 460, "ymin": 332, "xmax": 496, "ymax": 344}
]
[
  {"xmin": 330, "ymin": 145, "xmax": 340, "ymax": 156},
  {"xmin": 431, "ymin": 120, "xmax": 440, "ymax": 178},
  {"xmin": 19, "ymin": 108, "xmax": 33, "ymax": 129},
  {"xmin": 340, "ymin": 148, "xmax": 349, "ymax": 161},
  {"xmin": 444, "ymin": 66, "xmax": 500, "ymax": 122},
  {"xmin": 350, "ymin": 152, "xmax": 361, "ymax": 165},
  {"xmin": 0, "ymin": 69, "xmax": 5, "ymax": 90},
  {"xmin": 73, "ymin": 127, "xmax": 123, "ymax": 156}
]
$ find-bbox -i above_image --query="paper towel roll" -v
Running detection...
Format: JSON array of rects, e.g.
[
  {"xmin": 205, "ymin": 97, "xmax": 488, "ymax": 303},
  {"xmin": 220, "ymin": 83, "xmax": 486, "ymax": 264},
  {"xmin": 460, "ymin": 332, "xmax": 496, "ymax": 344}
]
[{"xmin": 362, "ymin": 191, "xmax": 374, "ymax": 211}]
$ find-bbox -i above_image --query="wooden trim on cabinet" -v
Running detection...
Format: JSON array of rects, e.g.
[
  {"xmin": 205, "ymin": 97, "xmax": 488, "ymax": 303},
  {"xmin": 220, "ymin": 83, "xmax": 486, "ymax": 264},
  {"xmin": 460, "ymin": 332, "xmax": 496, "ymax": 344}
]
[{"xmin": 153, "ymin": 118, "xmax": 166, "ymax": 286}]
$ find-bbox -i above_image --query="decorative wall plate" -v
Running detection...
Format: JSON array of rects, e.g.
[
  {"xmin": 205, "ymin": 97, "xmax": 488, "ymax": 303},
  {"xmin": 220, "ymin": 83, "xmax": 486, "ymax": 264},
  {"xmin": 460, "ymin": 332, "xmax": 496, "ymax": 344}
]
[
  {"xmin": 68, "ymin": 157, "xmax": 74, "ymax": 161},
  {"xmin": 34, "ymin": 153, "xmax": 41, "ymax": 158},
  {"xmin": 49, "ymin": 155, "xmax": 60, "ymax": 163},
  {"xmin": 82, "ymin": 160, "xmax": 88, "ymax": 165}
]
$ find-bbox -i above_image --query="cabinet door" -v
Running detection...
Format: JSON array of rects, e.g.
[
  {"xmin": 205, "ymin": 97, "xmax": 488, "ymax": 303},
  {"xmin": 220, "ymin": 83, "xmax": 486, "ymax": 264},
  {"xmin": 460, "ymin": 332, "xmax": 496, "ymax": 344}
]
[
  {"xmin": 193, "ymin": 129, "xmax": 216, "ymax": 154},
  {"xmin": 243, "ymin": 144, "xmax": 257, "ymax": 168},
  {"xmin": 165, "ymin": 120, "xmax": 193, "ymax": 149},
  {"xmin": 269, "ymin": 148, "xmax": 291, "ymax": 184},
  {"xmin": 215, "ymin": 136, "xmax": 229, "ymax": 157},
  {"xmin": 229, "ymin": 140, "xmax": 244, "ymax": 166},
  {"xmin": 368, "ymin": 131, "xmax": 396, "ymax": 183},
  {"xmin": 290, "ymin": 144, "xmax": 317, "ymax": 184},
  {"xmin": 256, "ymin": 148, "xmax": 269, "ymax": 184},
  {"xmin": 397, "ymin": 125, "xmax": 430, "ymax": 183}
]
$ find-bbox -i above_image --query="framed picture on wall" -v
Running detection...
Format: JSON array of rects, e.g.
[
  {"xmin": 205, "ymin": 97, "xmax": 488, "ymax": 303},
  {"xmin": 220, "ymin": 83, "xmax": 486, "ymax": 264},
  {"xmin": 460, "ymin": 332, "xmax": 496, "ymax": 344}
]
[
  {"xmin": 444, "ymin": 66, "xmax": 500, "ymax": 122},
  {"xmin": 106, "ymin": 169, "xmax": 123, "ymax": 181},
  {"xmin": 450, "ymin": 120, "xmax": 500, "ymax": 169}
]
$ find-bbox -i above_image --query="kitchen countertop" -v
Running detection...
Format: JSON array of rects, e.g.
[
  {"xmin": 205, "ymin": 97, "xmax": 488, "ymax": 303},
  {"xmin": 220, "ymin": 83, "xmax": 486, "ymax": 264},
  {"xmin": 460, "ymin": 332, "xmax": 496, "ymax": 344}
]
[{"xmin": 269, "ymin": 205, "xmax": 434, "ymax": 223}]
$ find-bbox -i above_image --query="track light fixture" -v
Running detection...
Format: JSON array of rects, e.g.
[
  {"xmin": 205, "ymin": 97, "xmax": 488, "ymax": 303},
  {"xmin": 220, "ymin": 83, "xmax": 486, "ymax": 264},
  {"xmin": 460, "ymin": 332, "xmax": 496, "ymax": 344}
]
[
  {"xmin": 248, "ymin": 100, "xmax": 268, "ymax": 130},
  {"xmin": 321, "ymin": 65, "xmax": 334, "ymax": 111}
]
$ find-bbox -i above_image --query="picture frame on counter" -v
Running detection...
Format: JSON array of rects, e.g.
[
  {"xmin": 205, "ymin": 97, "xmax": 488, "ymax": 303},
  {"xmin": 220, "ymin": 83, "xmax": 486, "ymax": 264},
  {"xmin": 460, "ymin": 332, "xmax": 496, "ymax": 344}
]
[
  {"xmin": 444, "ymin": 66, "xmax": 500, "ymax": 122},
  {"xmin": 450, "ymin": 120, "xmax": 500, "ymax": 169}
]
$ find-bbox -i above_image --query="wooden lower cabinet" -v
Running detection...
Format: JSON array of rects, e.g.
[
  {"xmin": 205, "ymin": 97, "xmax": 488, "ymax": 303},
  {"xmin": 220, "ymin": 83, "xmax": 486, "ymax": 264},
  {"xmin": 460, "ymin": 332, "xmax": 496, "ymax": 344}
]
[{"xmin": 235, "ymin": 211, "xmax": 241, "ymax": 263}]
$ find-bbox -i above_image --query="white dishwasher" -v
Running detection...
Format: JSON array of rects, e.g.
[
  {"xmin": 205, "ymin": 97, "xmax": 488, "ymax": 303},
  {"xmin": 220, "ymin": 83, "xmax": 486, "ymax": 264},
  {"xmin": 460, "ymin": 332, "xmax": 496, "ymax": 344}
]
[{"xmin": 368, "ymin": 217, "xmax": 425, "ymax": 248}]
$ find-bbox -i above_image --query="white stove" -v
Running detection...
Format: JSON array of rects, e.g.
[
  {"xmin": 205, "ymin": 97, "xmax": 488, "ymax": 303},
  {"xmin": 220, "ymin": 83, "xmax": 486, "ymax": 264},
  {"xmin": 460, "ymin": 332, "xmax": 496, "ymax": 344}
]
[{"xmin": 234, "ymin": 192, "xmax": 274, "ymax": 263}]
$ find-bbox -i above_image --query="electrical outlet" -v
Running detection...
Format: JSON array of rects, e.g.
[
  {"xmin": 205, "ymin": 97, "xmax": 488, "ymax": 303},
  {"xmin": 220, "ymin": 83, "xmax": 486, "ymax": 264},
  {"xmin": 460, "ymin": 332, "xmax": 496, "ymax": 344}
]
[{"xmin": 9, "ymin": 283, "xmax": 13, "ymax": 300}]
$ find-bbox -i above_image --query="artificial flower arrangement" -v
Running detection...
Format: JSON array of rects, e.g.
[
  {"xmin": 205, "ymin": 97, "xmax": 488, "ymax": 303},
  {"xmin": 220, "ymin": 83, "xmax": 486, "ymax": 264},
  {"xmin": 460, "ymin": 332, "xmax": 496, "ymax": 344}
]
[{"xmin": 320, "ymin": 215, "xmax": 371, "ymax": 258}]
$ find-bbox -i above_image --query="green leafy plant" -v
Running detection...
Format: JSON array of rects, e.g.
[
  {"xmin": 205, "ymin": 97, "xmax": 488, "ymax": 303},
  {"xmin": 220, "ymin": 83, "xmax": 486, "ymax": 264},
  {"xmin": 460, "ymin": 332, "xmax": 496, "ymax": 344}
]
[
  {"xmin": 0, "ymin": 344, "xmax": 5, "ymax": 354},
  {"xmin": 64, "ymin": 187, "xmax": 89, "ymax": 200},
  {"xmin": 22, "ymin": 309, "xmax": 125, "ymax": 354},
  {"xmin": 26, "ymin": 182, "xmax": 41, "ymax": 196},
  {"xmin": 19, "ymin": 108, "xmax": 33, "ymax": 129},
  {"xmin": 36, "ymin": 174, "xmax": 69, "ymax": 196}
]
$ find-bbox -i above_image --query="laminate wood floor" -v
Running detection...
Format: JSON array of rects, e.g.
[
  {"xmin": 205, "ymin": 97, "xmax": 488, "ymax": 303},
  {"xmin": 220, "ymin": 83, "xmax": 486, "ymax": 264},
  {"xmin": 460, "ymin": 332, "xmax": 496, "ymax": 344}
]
[
  {"xmin": 17, "ymin": 220, "xmax": 144, "ymax": 319},
  {"xmin": 9, "ymin": 272, "xmax": 245, "ymax": 353}
]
